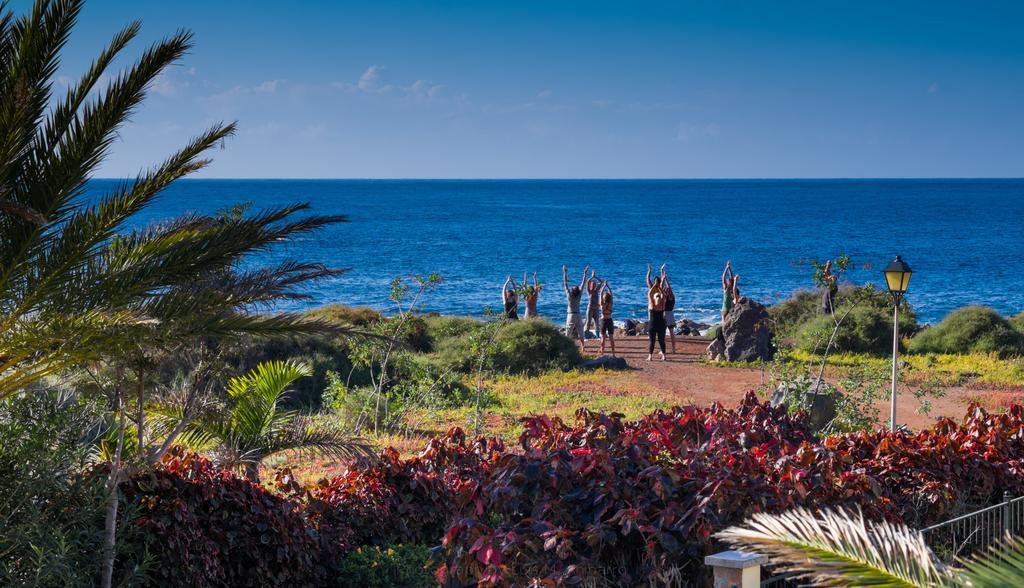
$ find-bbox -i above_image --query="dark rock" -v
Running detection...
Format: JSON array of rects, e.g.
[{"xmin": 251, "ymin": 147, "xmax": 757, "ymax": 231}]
[
  {"xmin": 624, "ymin": 319, "xmax": 649, "ymax": 336},
  {"xmin": 581, "ymin": 355, "xmax": 628, "ymax": 370},
  {"xmin": 770, "ymin": 377, "xmax": 838, "ymax": 431},
  {"xmin": 675, "ymin": 319, "xmax": 710, "ymax": 336},
  {"xmin": 705, "ymin": 336, "xmax": 725, "ymax": 359},
  {"xmin": 624, "ymin": 319, "xmax": 638, "ymax": 336},
  {"xmin": 706, "ymin": 297, "xmax": 775, "ymax": 362}
]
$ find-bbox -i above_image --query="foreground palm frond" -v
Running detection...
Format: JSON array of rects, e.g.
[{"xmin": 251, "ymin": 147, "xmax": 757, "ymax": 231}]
[
  {"xmin": 716, "ymin": 508, "xmax": 949, "ymax": 587},
  {"xmin": 957, "ymin": 535, "xmax": 1024, "ymax": 587},
  {"xmin": 0, "ymin": 0, "xmax": 348, "ymax": 400}
]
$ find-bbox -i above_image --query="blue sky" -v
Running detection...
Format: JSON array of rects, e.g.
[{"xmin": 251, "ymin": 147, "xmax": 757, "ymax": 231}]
[{"xmin": 19, "ymin": 0, "xmax": 1024, "ymax": 178}]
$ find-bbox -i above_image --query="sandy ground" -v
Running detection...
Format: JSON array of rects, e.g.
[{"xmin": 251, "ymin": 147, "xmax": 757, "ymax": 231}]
[{"xmin": 581, "ymin": 335, "xmax": 1004, "ymax": 430}]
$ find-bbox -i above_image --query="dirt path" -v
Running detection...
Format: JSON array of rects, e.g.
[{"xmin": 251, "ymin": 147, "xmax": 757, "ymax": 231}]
[{"xmin": 581, "ymin": 336, "xmax": 1000, "ymax": 430}]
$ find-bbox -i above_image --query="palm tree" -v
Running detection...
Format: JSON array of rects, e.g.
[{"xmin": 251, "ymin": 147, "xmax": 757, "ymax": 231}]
[
  {"xmin": 160, "ymin": 360, "xmax": 373, "ymax": 482},
  {"xmin": 0, "ymin": 0, "xmax": 345, "ymax": 401},
  {"xmin": 717, "ymin": 507, "xmax": 1024, "ymax": 587},
  {"xmin": 1, "ymin": 2, "xmax": 352, "ymax": 585}
]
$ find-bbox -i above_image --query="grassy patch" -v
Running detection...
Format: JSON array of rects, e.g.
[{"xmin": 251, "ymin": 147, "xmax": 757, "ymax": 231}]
[
  {"xmin": 713, "ymin": 349, "xmax": 1024, "ymax": 387},
  {"xmin": 277, "ymin": 369, "xmax": 684, "ymax": 481}
]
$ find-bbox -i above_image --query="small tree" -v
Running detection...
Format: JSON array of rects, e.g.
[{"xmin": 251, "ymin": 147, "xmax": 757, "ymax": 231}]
[
  {"xmin": 156, "ymin": 360, "xmax": 372, "ymax": 482},
  {"xmin": 346, "ymin": 273, "xmax": 443, "ymax": 433}
]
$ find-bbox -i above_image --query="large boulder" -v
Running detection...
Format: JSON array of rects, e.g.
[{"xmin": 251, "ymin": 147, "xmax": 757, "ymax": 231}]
[
  {"xmin": 581, "ymin": 355, "xmax": 628, "ymax": 370},
  {"xmin": 706, "ymin": 297, "xmax": 775, "ymax": 362},
  {"xmin": 769, "ymin": 376, "xmax": 838, "ymax": 431}
]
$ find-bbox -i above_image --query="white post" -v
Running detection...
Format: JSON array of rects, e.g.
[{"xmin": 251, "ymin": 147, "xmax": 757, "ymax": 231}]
[
  {"xmin": 890, "ymin": 302, "xmax": 899, "ymax": 432},
  {"xmin": 705, "ymin": 550, "xmax": 766, "ymax": 588}
]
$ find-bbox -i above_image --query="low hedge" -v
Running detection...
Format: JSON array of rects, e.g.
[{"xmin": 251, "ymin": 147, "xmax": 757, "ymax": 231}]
[
  {"xmin": 771, "ymin": 285, "xmax": 917, "ymax": 355},
  {"xmin": 909, "ymin": 306, "xmax": 1024, "ymax": 358},
  {"xmin": 123, "ymin": 396, "xmax": 1024, "ymax": 586},
  {"xmin": 431, "ymin": 318, "xmax": 583, "ymax": 375}
]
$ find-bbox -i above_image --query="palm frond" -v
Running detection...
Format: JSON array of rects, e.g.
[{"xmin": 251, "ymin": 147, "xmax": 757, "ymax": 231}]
[
  {"xmin": 956, "ymin": 535, "xmax": 1024, "ymax": 588},
  {"xmin": 716, "ymin": 508, "xmax": 950, "ymax": 588},
  {"xmin": 262, "ymin": 419, "xmax": 375, "ymax": 463}
]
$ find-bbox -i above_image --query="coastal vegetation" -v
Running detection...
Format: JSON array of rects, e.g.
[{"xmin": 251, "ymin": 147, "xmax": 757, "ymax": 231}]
[{"xmin": 2, "ymin": 2, "xmax": 1023, "ymax": 587}]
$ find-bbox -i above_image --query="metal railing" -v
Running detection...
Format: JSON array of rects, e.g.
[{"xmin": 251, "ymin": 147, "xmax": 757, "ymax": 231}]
[{"xmin": 921, "ymin": 491, "xmax": 1024, "ymax": 562}]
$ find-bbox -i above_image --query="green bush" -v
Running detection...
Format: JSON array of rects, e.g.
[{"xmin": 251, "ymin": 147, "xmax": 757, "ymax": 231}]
[
  {"xmin": 909, "ymin": 306, "xmax": 1024, "ymax": 358},
  {"xmin": 794, "ymin": 303, "xmax": 915, "ymax": 355},
  {"xmin": 1010, "ymin": 312, "xmax": 1024, "ymax": 335},
  {"xmin": 422, "ymin": 315, "xmax": 482, "ymax": 341},
  {"xmin": 490, "ymin": 319, "xmax": 584, "ymax": 374},
  {"xmin": 222, "ymin": 334, "xmax": 358, "ymax": 408},
  {"xmin": 768, "ymin": 289, "xmax": 823, "ymax": 341},
  {"xmin": 0, "ymin": 391, "xmax": 146, "ymax": 586},
  {"xmin": 335, "ymin": 544, "xmax": 435, "ymax": 588},
  {"xmin": 777, "ymin": 285, "xmax": 916, "ymax": 355},
  {"xmin": 305, "ymin": 304, "xmax": 382, "ymax": 328},
  {"xmin": 434, "ymin": 319, "xmax": 583, "ymax": 375}
]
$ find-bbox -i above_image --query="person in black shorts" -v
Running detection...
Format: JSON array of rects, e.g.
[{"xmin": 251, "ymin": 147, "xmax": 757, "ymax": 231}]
[
  {"xmin": 646, "ymin": 264, "xmax": 667, "ymax": 361},
  {"xmin": 661, "ymin": 266, "xmax": 678, "ymax": 354},
  {"xmin": 599, "ymin": 281, "xmax": 615, "ymax": 356},
  {"xmin": 502, "ymin": 275, "xmax": 519, "ymax": 320}
]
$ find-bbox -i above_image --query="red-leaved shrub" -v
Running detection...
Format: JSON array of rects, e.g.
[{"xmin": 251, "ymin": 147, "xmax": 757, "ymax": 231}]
[
  {"xmin": 307, "ymin": 427, "xmax": 503, "ymax": 548},
  {"xmin": 120, "ymin": 398, "xmax": 1024, "ymax": 588},
  {"xmin": 122, "ymin": 447, "xmax": 338, "ymax": 587},
  {"xmin": 438, "ymin": 394, "xmax": 1024, "ymax": 587}
]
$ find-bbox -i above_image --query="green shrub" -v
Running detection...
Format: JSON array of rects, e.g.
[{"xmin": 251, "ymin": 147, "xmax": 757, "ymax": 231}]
[
  {"xmin": 335, "ymin": 544, "xmax": 435, "ymax": 588},
  {"xmin": 909, "ymin": 306, "xmax": 1024, "ymax": 358},
  {"xmin": 222, "ymin": 334, "xmax": 358, "ymax": 408},
  {"xmin": 1010, "ymin": 312, "xmax": 1024, "ymax": 335},
  {"xmin": 490, "ymin": 320, "xmax": 584, "ymax": 374},
  {"xmin": 768, "ymin": 289, "xmax": 823, "ymax": 341},
  {"xmin": 777, "ymin": 285, "xmax": 916, "ymax": 355},
  {"xmin": 0, "ymin": 390, "xmax": 146, "ymax": 586},
  {"xmin": 423, "ymin": 315, "xmax": 482, "ymax": 340},
  {"xmin": 435, "ymin": 319, "xmax": 583, "ymax": 375},
  {"xmin": 305, "ymin": 304, "xmax": 382, "ymax": 328},
  {"xmin": 794, "ymin": 303, "xmax": 915, "ymax": 355}
]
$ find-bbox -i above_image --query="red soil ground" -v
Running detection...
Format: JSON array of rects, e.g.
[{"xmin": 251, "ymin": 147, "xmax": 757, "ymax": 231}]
[{"xmin": 581, "ymin": 335, "xmax": 1003, "ymax": 430}]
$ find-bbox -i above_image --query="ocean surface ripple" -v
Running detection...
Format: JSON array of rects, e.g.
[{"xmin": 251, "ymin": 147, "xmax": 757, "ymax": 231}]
[{"xmin": 88, "ymin": 179, "xmax": 1024, "ymax": 325}]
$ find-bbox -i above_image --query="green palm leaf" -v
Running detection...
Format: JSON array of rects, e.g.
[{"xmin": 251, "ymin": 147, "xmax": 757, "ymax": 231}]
[
  {"xmin": 153, "ymin": 361, "xmax": 371, "ymax": 480},
  {"xmin": 956, "ymin": 536, "xmax": 1024, "ymax": 587},
  {"xmin": 717, "ymin": 508, "xmax": 951, "ymax": 587}
]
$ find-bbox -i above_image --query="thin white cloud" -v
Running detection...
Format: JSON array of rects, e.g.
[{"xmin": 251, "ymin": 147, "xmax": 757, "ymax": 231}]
[
  {"xmin": 205, "ymin": 80, "xmax": 288, "ymax": 102},
  {"xmin": 149, "ymin": 69, "xmax": 194, "ymax": 97},
  {"xmin": 357, "ymin": 65, "xmax": 391, "ymax": 93},
  {"xmin": 675, "ymin": 122, "xmax": 720, "ymax": 142},
  {"xmin": 335, "ymin": 65, "xmax": 448, "ymax": 102},
  {"xmin": 298, "ymin": 124, "xmax": 326, "ymax": 140},
  {"xmin": 928, "ymin": 82, "xmax": 940, "ymax": 94},
  {"xmin": 254, "ymin": 80, "xmax": 283, "ymax": 94},
  {"xmin": 537, "ymin": 89, "xmax": 552, "ymax": 99}
]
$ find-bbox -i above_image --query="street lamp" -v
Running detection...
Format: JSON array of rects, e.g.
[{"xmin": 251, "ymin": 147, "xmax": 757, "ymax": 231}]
[{"xmin": 883, "ymin": 255, "xmax": 912, "ymax": 432}]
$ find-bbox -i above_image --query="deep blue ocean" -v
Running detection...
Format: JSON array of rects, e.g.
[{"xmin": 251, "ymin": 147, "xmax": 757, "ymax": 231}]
[{"xmin": 86, "ymin": 179, "xmax": 1024, "ymax": 325}]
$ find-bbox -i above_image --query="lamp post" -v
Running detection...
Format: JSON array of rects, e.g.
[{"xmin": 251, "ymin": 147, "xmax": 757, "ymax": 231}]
[{"xmin": 883, "ymin": 256, "xmax": 912, "ymax": 432}]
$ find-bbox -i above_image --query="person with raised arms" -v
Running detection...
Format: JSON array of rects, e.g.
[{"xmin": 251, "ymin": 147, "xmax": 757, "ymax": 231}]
[
  {"xmin": 563, "ymin": 264, "xmax": 588, "ymax": 348},
  {"xmin": 599, "ymin": 280, "xmax": 616, "ymax": 356},
  {"xmin": 646, "ymin": 263, "xmax": 667, "ymax": 361},
  {"xmin": 502, "ymin": 275, "xmax": 519, "ymax": 320}
]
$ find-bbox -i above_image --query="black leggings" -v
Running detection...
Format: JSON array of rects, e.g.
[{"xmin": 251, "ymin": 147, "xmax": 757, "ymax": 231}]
[{"xmin": 648, "ymin": 310, "xmax": 666, "ymax": 354}]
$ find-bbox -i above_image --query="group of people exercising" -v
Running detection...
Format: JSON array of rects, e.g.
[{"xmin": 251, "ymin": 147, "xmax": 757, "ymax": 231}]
[{"xmin": 501, "ymin": 261, "xmax": 744, "ymax": 362}]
